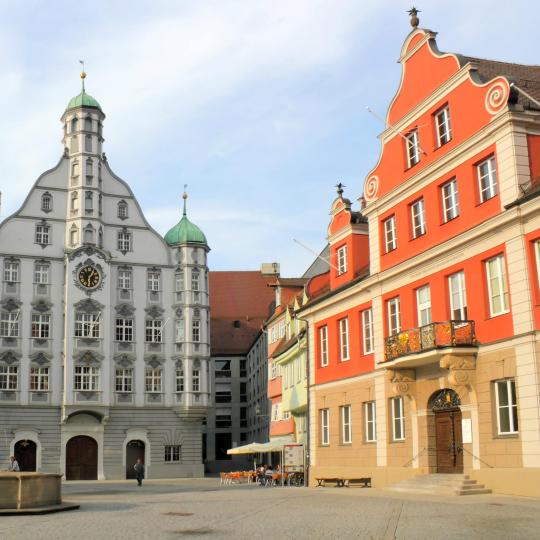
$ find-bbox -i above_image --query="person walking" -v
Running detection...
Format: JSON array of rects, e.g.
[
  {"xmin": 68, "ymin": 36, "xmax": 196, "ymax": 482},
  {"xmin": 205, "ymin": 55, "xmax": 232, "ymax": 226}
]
[
  {"xmin": 134, "ymin": 458, "xmax": 145, "ymax": 486},
  {"xmin": 8, "ymin": 456, "xmax": 20, "ymax": 472}
]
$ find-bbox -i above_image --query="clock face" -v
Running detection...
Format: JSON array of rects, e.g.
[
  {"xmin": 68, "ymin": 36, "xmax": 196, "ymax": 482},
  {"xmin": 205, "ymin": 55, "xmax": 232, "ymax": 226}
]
[{"xmin": 78, "ymin": 265, "xmax": 101, "ymax": 289}]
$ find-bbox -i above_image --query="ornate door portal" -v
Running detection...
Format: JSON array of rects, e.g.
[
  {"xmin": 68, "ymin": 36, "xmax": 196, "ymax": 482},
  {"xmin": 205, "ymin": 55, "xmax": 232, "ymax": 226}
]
[
  {"xmin": 66, "ymin": 435, "xmax": 98, "ymax": 480},
  {"xmin": 14, "ymin": 440, "xmax": 37, "ymax": 472},
  {"xmin": 126, "ymin": 440, "xmax": 145, "ymax": 479}
]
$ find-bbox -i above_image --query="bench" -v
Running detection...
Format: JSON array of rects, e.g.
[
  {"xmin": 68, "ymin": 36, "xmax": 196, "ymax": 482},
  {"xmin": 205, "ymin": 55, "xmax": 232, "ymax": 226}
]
[
  {"xmin": 316, "ymin": 477, "xmax": 345, "ymax": 487},
  {"xmin": 343, "ymin": 477, "xmax": 371, "ymax": 488}
]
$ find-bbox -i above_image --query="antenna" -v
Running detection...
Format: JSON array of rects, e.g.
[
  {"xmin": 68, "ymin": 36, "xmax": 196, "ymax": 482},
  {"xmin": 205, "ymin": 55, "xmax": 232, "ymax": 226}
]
[{"xmin": 292, "ymin": 238, "xmax": 340, "ymax": 272}]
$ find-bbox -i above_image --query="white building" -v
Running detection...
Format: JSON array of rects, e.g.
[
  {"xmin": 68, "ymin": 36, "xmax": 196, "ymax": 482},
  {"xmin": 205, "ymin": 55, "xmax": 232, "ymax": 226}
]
[{"xmin": 0, "ymin": 76, "xmax": 210, "ymax": 480}]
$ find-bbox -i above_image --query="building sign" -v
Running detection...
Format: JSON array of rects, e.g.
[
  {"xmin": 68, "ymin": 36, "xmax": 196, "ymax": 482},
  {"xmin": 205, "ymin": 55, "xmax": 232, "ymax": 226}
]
[
  {"xmin": 461, "ymin": 418, "xmax": 472, "ymax": 444},
  {"xmin": 283, "ymin": 444, "xmax": 304, "ymax": 472}
]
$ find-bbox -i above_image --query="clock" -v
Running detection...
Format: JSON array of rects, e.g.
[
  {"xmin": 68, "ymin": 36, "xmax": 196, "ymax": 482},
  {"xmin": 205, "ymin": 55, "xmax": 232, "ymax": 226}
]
[{"xmin": 78, "ymin": 265, "xmax": 101, "ymax": 289}]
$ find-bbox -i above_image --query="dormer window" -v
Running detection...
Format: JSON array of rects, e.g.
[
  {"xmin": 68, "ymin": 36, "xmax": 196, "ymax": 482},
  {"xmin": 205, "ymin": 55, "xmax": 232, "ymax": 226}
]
[
  {"xmin": 118, "ymin": 200, "xmax": 128, "ymax": 220},
  {"xmin": 405, "ymin": 130, "xmax": 420, "ymax": 167},
  {"xmin": 337, "ymin": 245, "xmax": 348, "ymax": 275},
  {"xmin": 435, "ymin": 106, "xmax": 452, "ymax": 146},
  {"xmin": 41, "ymin": 192, "xmax": 52, "ymax": 213}
]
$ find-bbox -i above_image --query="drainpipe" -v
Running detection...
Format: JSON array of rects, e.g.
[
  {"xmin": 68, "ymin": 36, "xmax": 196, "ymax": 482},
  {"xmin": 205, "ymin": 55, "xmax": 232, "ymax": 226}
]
[{"xmin": 293, "ymin": 314, "xmax": 310, "ymax": 487}]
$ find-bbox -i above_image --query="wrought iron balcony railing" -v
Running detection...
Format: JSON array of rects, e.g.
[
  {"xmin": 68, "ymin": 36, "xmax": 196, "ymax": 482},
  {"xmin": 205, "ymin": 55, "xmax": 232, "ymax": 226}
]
[{"xmin": 384, "ymin": 320, "xmax": 476, "ymax": 362}]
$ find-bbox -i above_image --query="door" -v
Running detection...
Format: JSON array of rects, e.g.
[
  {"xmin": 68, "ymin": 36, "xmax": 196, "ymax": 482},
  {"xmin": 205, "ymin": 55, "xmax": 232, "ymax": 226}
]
[
  {"xmin": 14, "ymin": 440, "xmax": 37, "ymax": 471},
  {"xmin": 66, "ymin": 435, "xmax": 98, "ymax": 480},
  {"xmin": 435, "ymin": 410, "xmax": 463, "ymax": 473},
  {"xmin": 126, "ymin": 440, "xmax": 145, "ymax": 479}
]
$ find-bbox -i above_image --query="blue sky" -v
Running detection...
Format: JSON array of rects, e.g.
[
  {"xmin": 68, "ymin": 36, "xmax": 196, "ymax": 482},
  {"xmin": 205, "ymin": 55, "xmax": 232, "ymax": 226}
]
[{"xmin": 1, "ymin": 0, "xmax": 539, "ymax": 275}]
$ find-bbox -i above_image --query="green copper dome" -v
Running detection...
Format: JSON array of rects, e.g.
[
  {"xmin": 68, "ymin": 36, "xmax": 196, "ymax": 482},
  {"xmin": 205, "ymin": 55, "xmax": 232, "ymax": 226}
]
[
  {"xmin": 164, "ymin": 198, "xmax": 207, "ymax": 246},
  {"xmin": 66, "ymin": 90, "xmax": 102, "ymax": 111}
]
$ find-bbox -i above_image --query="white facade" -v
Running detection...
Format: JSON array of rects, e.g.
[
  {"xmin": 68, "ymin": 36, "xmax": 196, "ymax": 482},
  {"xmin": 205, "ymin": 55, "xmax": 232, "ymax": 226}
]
[{"xmin": 0, "ymin": 86, "xmax": 210, "ymax": 479}]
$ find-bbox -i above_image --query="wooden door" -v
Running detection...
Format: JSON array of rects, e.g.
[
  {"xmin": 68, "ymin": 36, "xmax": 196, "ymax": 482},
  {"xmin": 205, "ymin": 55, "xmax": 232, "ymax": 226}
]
[
  {"xmin": 14, "ymin": 440, "xmax": 37, "ymax": 471},
  {"xmin": 435, "ymin": 410, "xmax": 463, "ymax": 473},
  {"xmin": 126, "ymin": 440, "xmax": 145, "ymax": 479},
  {"xmin": 66, "ymin": 435, "xmax": 98, "ymax": 480}
]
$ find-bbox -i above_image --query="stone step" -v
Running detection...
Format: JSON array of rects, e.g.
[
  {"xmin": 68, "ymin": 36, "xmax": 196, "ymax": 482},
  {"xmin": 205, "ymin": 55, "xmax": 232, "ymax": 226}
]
[{"xmin": 385, "ymin": 474, "xmax": 491, "ymax": 497}]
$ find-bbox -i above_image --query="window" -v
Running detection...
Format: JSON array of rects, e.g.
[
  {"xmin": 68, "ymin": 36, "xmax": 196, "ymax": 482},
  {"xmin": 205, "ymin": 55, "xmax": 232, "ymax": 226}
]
[
  {"xmin": 41, "ymin": 192, "xmax": 52, "ymax": 212},
  {"xmin": 406, "ymin": 130, "xmax": 420, "ymax": 167},
  {"xmin": 449, "ymin": 271, "xmax": 467, "ymax": 320},
  {"xmin": 319, "ymin": 325, "xmax": 328, "ymax": 367},
  {"xmin": 115, "ymin": 368, "xmax": 133, "ymax": 392},
  {"xmin": 84, "ymin": 117, "xmax": 92, "ymax": 131},
  {"xmin": 191, "ymin": 269, "xmax": 200, "ymax": 291},
  {"xmin": 339, "ymin": 318, "xmax": 349, "ymax": 361},
  {"xmin": 85, "ymin": 134, "xmax": 92, "ymax": 152},
  {"xmin": 478, "ymin": 156, "xmax": 498, "ymax": 203},
  {"xmin": 4, "ymin": 261, "xmax": 19, "ymax": 282},
  {"xmin": 31, "ymin": 314, "xmax": 50, "ymax": 339},
  {"xmin": 71, "ymin": 117, "xmax": 78, "ymax": 132},
  {"xmin": 164, "ymin": 445, "xmax": 181, "ymax": 462},
  {"xmin": 441, "ymin": 179, "xmax": 459, "ymax": 222},
  {"xmin": 416, "ymin": 285, "xmax": 432, "ymax": 326},
  {"xmin": 70, "ymin": 226, "xmax": 79, "ymax": 247},
  {"xmin": 34, "ymin": 263, "xmax": 49, "ymax": 284},
  {"xmin": 35, "ymin": 224, "xmax": 50, "ymax": 245},
  {"xmin": 535, "ymin": 241, "xmax": 540, "ymax": 290},
  {"xmin": 70, "ymin": 136, "xmax": 78, "ymax": 154},
  {"xmin": 216, "ymin": 414, "xmax": 232, "ymax": 428},
  {"xmin": 486, "ymin": 255, "xmax": 509, "ymax": 316},
  {"xmin": 387, "ymin": 297, "xmax": 401, "ymax": 336},
  {"xmin": 0, "ymin": 311, "xmax": 20, "ymax": 337},
  {"xmin": 115, "ymin": 318, "xmax": 133, "ymax": 342},
  {"xmin": 320, "ymin": 408, "xmax": 330, "ymax": 446},
  {"xmin": 435, "ymin": 106, "xmax": 452, "ymax": 146},
  {"xmin": 145, "ymin": 368, "xmax": 162, "ymax": 392},
  {"xmin": 192, "ymin": 369, "xmax": 200, "ymax": 392},
  {"xmin": 118, "ymin": 269, "xmax": 132, "ymax": 290},
  {"xmin": 145, "ymin": 319, "xmax": 163, "ymax": 343},
  {"xmin": 118, "ymin": 201, "xmax": 128, "ymax": 219},
  {"xmin": 175, "ymin": 271, "xmax": 184, "ymax": 292},
  {"xmin": 117, "ymin": 231, "xmax": 132, "ymax": 252},
  {"xmin": 175, "ymin": 367, "xmax": 184, "ymax": 392},
  {"xmin": 192, "ymin": 320, "xmax": 201, "ymax": 342},
  {"xmin": 74, "ymin": 366, "xmax": 99, "ymax": 391},
  {"xmin": 86, "ymin": 158, "xmax": 93, "ymax": 178},
  {"xmin": 0, "ymin": 365, "xmax": 18, "ymax": 390},
  {"xmin": 85, "ymin": 191, "xmax": 93, "ymax": 212},
  {"xmin": 84, "ymin": 226, "xmax": 94, "ymax": 244},
  {"xmin": 410, "ymin": 198, "xmax": 426, "ymax": 238},
  {"xmin": 364, "ymin": 401, "xmax": 376, "ymax": 442},
  {"xmin": 72, "ymin": 161, "xmax": 80, "ymax": 181},
  {"xmin": 494, "ymin": 379, "xmax": 518, "ymax": 435},
  {"xmin": 337, "ymin": 245, "xmax": 347, "ymax": 275},
  {"xmin": 147, "ymin": 271, "xmax": 160, "ymax": 291},
  {"xmin": 362, "ymin": 308, "xmax": 374, "ymax": 354},
  {"xmin": 30, "ymin": 366, "xmax": 49, "ymax": 391},
  {"xmin": 71, "ymin": 192, "xmax": 79, "ymax": 213},
  {"xmin": 384, "ymin": 215, "xmax": 397, "ymax": 252},
  {"xmin": 390, "ymin": 396, "xmax": 405, "ymax": 441},
  {"xmin": 75, "ymin": 312, "xmax": 100, "ymax": 338},
  {"xmin": 341, "ymin": 405, "xmax": 352, "ymax": 444},
  {"xmin": 175, "ymin": 319, "xmax": 185, "ymax": 342}
]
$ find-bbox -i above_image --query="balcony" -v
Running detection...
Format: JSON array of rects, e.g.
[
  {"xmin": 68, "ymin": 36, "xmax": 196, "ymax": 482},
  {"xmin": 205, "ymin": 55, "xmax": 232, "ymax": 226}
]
[
  {"xmin": 268, "ymin": 376, "xmax": 282, "ymax": 399},
  {"xmin": 270, "ymin": 417, "xmax": 295, "ymax": 437},
  {"xmin": 384, "ymin": 321, "xmax": 476, "ymax": 364}
]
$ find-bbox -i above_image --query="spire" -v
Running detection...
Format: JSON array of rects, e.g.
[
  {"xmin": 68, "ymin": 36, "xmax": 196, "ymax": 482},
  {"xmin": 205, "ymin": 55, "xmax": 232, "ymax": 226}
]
[
  {"xmin": 79, "ymin": 60, "xmax": 86, "ymax": 92},
  {"xmin": 182, "ymin": 184, "xmax": 188, "ymax": 216}
]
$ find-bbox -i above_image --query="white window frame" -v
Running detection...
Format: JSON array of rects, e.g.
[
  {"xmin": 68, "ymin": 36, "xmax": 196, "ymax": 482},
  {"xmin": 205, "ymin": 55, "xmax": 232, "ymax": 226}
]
[
  {"xmin": 175, "ymin": 319, "xmax": 185, "ymax": 343},
  {"xmin": 117, "ymin": 231, "xmax": 132, "ymax": 252},
  {"xmin": 319, "ymin": 325, "xmax": 328, "ymax": 367},
  {"xmin": 115, "ymin": 368, "xmax": 133, "ymax": 392},
  {"xmin": 494, "ymin": 379, "xmax": 518, "ymax": 435},
  {"xmin": 339, "ymin": 317, "xmax": 349, "ymax": 361},
  {"xmin": 164, "ymin": 445, "xmax": 181, "ymax": 462},
  {"xmin": 31, "ymin": 313, "xmax": 50, "ymax": 339},
  {"xmin": 320, "ymin": 408, "xmax": 330, "ymax": 446},
  {"xmin": 416, "ymin": 285, "xmax": 432, "ymax": 326},
  {"xmin": 362, "ymin": 308, "xmax": 374, "ymax": 354},
  {"xmin": 477, "ymin": 156, "xmax": 498, "ymax": 203},
  {"xmin": 147, "ymin": 271, "xmax": 161, "ymax": 292},
  {"xmin": 74, "ymin": 366, "xmax": 100, "ymax": 391},
  {"xmin": 0, "ymin": 311, "xmax": 20, "ymax": 338},
  {"xmin": 145, "ymin": 368, "xmax": 162, "ymax": 393},
  {"xmin": 337, "ymin": 245, "xmax": 348, "ymax": 275},
  {"xmin": 364, "ymin": 401, "xmax": 377, "ymax": 443},
  {"xmin": 410, "ymin": 198, "xmax": 426, "ymax": 238},
  {"xmin": 3, "ymin": 261, "xmax": 19, "ymax": 282},
  {"xmin": 384, "ymin": 215, "xmax": 397, "ymax": 252},
  {"xmin": 74, "ymin": 312, "xmax": 100, "ymax": 338},
  {"xmin": 391, "ymin": 396, "xmax": 405, "ymax": 441},
  {"xmin": 406, "ymin": 130, "xmax": 420, "ymax": 167},
  {"xmin": 115, "ymin": 318, "xmax": 133, "ymax": 342},
  {"xmin": 175, "ymin": 270, "xmax": 184, "ymax": 292},
  {"xmin": 192, "ymin": 369, "xmax": 200, "ymax": 392},
  {"xmin": 192, "ymin": 319, "xmax": 201, "ymax": 343},
  {"xmin": 0, "ymin": 365, "xmax": 18, "ymax": 390},
  {"xmin": 35, "ymin": 224, "xmax": 50, "ymax": 245},
  {"xmin": 145, "ymin": 319, "xmax": 163, "ymax": 343},
  {"xmin": 341, "ymin": 405, "xmax": 352, "ymax": 444},
  {"xmin": 435, "ymin": 106, "xmax": 452, "ymax": 146},
  {"xmin": 441, "ymin": 178, "xmax": 459, "ymax": 222},
  {"xmin": 387, "ymin": 297, "xmax": 401, "ymax": 336},
  {"xmin": 34, "ymin": 263, "xmax": 49, "ymax": 284},
  {"xmin": 449, "ymin": 271, "xmax": 467, "ymax": 321},
  {"xmin": 30, "ymin": 366, "xmax": 49, "ymax": 391},
  {"xmin": 175, "ymin": 368, "xmax": 184, "ymax": 392},
  {"xmin": 191, "ymin": 269, "xmax": 200, "ymax": 291},
  {"xmin": 118, "ymin": 269, "xmax": 132, "ymax": 290},
  {"xmin": 486, "ymin": 254, "xmax": 509, "ymax": 316}
]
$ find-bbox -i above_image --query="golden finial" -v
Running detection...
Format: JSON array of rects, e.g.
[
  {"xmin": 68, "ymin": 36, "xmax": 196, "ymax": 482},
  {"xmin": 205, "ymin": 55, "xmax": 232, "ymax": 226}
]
[{"xmin": 79, "ymin": 60, "xmax": 86, "ymax": 91}]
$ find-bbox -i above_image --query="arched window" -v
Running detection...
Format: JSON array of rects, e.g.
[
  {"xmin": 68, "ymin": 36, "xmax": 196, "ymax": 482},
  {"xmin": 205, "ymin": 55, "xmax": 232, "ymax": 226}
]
[
  {"xmin": 70, "ymin": 136, "xmax": 78, "ymax": 153},
  {"xmin": 86, "ymin": 158, "xmax": 93, "ymax": 178},
  {"xmin": 85, "ymin": 191, "xmax": 93, "ymax": 213},
  {"xmin": 85, "ymin": 135, "xmax": 92, "ymax": 152},
  {"xmin": 41, "ymin": 192, "xmax": 52, "ymax": 212},
  {"xmin": 71, "ymin": 192, "xmax": 79, "ymax": 213},
  {"xmin": 84, "ymin": 225, "xmax": 94, "ymax": 244},
  {"xmin": 117, "ymin": 200, "xmax": 128, "ymax": 219},
  {"xmin": 71, "ymin": 161, "xmax": 79, "ymax": 185},
  {"xmin": 70, "ymin": 225, "xmax": 79, "ymax": 247},
  {"xmin": 84, "ymin": 117, "xmax": 92, "ymax": 131},
  {"xmin": 98, "ymin": 227, "xmax": 103, "ymax": 248},
  {"xmin": 191, "ymin": 269, "xmax": 200, "ymax": 291},
  {"xmin": 71, "ymin": 117, "xmax": 78, "ymax": 133}
]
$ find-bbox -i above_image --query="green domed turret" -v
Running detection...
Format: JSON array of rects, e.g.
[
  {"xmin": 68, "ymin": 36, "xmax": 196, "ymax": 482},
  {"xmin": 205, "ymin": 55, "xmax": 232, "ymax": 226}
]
[
  {"xmin": 164, "ymin": 193, "xmax": 208, "ymax": 246},
  {"xmin": 66, "ymin": 90, "xmax": 102, "ymax": 111}
]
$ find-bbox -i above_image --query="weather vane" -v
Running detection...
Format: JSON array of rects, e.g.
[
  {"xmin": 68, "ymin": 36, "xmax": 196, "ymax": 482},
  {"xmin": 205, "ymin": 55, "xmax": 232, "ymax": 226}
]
[{"xmin": 335, "ymin": 182, "xmax": 346, "ymax": 197}]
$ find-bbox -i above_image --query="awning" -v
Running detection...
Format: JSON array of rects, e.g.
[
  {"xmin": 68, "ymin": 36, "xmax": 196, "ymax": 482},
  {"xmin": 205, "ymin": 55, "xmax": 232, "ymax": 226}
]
[
  {"xmin": 226, "ymin": 437, "xmax": 299, "ymax": 455},
  {"xmin": 227, "ymin": 443, "xmax": 262, "ymax": 455}
]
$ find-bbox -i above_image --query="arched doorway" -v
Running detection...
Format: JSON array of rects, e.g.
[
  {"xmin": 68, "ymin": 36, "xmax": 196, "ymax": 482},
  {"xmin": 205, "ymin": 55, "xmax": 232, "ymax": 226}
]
[
  {"xmin": 126, "ymin": 440, "xmax": 145, "ymax": 479},
  {"xmin": 428, "ymin": 389, "xmax": 463, "ymax": 474},
  {"xmin": 66, "ymin": 435, "xmax": 98, "ymax": 480},
  {"xmin": 14, "ymin": 440, "xmax": 37, "ymax": 472}
]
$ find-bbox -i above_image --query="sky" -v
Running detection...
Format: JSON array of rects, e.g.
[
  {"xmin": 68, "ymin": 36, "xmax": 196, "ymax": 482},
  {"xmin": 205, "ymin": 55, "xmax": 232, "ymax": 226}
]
[{"xmin": 0, "ymin": 0, "xmax": 539, "ymax": 276}]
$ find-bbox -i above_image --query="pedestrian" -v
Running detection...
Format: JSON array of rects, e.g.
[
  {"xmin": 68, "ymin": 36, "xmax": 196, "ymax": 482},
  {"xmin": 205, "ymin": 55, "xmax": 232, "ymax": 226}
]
[
  {"xmin": 134, "ymin": 458, "xmax": 145, "ymax": 486},
  {"xmin": 8, "ymin": 456, "xmax": 20, "ymax": 472}
]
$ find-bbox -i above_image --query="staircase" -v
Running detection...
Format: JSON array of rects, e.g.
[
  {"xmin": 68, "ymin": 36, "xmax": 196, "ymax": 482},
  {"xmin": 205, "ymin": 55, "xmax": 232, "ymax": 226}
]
[{"xmin": 386, "ymin": 474, "xmax": 491, "ymax": 496}]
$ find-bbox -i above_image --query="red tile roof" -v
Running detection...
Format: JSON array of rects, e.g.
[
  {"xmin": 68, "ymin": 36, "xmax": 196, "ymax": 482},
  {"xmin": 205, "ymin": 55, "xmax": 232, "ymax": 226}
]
[{"xmin": 209, "ymin": 271, "xmax": 276, "ymax": 355}]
